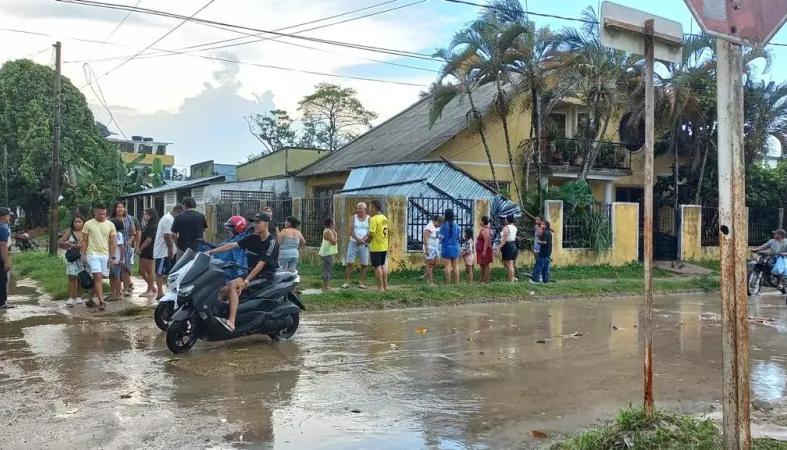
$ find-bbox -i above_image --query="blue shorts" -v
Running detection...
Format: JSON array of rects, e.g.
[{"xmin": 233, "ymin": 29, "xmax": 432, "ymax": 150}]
[
  {"xmin": 155, "ymin": 257, "xmax": 173, "ymax": 276},
  {"xmin": 440, "ymin": 244, "xmax": 460, "ymax": 259}
]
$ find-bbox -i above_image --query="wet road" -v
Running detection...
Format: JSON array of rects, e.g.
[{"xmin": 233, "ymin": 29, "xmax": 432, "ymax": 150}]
[{"xmin": 2, "ymin": 280, "xmax": 787, "ymax": 449}]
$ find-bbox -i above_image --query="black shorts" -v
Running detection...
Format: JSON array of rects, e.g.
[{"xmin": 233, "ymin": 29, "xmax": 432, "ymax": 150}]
[
  {"xmin": 501, "ymin": 242, "xmax": 518, "ymax": 261},
  {"xmin": 370, "ymin": 251, "xmax": 387, "ymax": 268},
  {"xmin": 155, "ymin": 257, "xmax": 173, "ymax": 276}
]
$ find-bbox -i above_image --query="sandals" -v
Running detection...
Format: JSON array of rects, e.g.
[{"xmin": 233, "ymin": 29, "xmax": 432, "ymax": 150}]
[
  {"xmin": 97, "ymin": 302, "xmax": 106, "ymax": 311},
  {"xmin": 85, "ymin": 299, "xmax": 97, "ymax": 308}
]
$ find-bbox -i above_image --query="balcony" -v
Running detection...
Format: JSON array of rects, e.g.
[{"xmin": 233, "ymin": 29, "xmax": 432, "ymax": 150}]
[{"xmin": 544, "ymin": 137, "xmax": 631, "ymax": 172}]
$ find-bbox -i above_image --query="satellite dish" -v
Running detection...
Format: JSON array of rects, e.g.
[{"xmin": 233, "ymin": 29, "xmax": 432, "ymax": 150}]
[{"xmin": 618, "ymin": 112, "xmax": 645, "ymax": 151}]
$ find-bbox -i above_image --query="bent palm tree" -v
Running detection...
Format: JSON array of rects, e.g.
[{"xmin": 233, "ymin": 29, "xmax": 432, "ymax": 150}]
[{"xmin": 429, "ymin": 47, "xmax": 500, "ymax": 191}]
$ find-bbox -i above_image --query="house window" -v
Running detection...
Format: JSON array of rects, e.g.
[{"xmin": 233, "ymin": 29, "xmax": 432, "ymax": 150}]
[
  {"xmin": 192, "ymin": 187, "xmax": 205, "ymax": 204},
  {"xmin": 156, "ymin": 144, "xmax": 166, "ymax": 155},
  {"xmin": 577, "ymin": 112, "xmax": 590, "ymax": 137},
  {"xmin": 547, "ymin": 113, "xmax": 567, "ymax": 138},
  {"xmin": 314, "ymin": 186, "xmax": 342, "ymax": 199}
]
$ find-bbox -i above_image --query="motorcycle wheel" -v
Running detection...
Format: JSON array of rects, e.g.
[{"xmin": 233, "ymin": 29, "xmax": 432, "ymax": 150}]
[
  {"xmin": 154, "ymin": 302, "xmax": 174, "ymax": 332},
  {"xmin": 268, "ymin": 313, "xmax": 299, "ymax": 341},
  {"xmin": 764, "ymin": 273, "xmax": 781, "ymax": 289},
  {"xmin": 748, "ymin": 271, "xmax": 763, "ymax": 296},
  {"xmin": 166, "ymin": 318, "xmax": 198, "ymax": 354}
]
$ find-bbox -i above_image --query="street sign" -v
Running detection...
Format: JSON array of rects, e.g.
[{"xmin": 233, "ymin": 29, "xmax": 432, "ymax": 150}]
[
  {"xmin": 685, "ymin": 0, "xmax": 787, "ymax": 48},
  {"xmin": 601, "ymin": 1, "xmax": 683, "ymax": 63}
]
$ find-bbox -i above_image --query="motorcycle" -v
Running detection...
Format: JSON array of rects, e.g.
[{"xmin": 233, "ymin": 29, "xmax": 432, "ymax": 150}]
[
  {"xmin": 165, "ymin": 252, "xmax": 305, "ymax": 354},
  {"xmin": 747, "ymin": 251, "xmax": 782, "ymax": 296},
  {"xmin": 13, "ymin": 231, "xmax": 38, "ymax": 252},
  {"xmin": 154, "ymin": 250, "xmax": 197, "ymax": 331}
]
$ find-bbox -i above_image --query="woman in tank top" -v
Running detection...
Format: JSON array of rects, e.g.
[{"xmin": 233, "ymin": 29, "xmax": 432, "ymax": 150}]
[
  {"xmin": 278, "ymin": 216, "xmax": 306, "ymax": 272},
  {"xmin": 499, "ymin": 214, "xmax": 519, "ymax": 282}
]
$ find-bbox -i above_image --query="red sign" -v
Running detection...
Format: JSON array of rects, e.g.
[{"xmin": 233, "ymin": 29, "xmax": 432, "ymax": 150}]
[{"xmin": 685, "ymin": 0, "xmax": 787, "ymax": 48}]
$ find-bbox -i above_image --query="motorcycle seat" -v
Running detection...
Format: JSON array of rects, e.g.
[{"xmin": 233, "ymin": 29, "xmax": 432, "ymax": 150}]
[{"xmin": 273, "ymin": 271, "xmax": 297, "ymax": 283}]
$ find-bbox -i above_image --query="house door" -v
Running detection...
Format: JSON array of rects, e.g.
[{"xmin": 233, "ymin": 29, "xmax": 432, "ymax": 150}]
[{"xmin": 616, "ymin": 187, "xmax": 678, "ymax": 261}]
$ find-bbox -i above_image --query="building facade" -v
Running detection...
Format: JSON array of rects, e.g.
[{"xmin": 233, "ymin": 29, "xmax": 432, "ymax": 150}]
[{"xmin": 108, "ymin": 135, "xmax": 176, "ymax": 180}]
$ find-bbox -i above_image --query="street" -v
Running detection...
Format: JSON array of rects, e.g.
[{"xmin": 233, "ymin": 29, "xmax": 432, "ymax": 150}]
[{"xmin": 2, "ymin": 280, "xmax": 787, "ymax": 449}]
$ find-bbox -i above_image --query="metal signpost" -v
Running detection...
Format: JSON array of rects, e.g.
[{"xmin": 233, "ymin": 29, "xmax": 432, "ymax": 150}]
[
  {"xmin": 600, "ymin": 1, "xmax": 683, "ymax": 417},
  {"xmin": 684, "ymin": 1, "xmax": 787, "ymax": 448}
]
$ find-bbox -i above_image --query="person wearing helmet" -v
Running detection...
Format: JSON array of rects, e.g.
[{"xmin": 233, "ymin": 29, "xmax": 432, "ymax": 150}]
[{"xmin": 224, "ymin": 215, "xmax": 248, "ymax": 237}]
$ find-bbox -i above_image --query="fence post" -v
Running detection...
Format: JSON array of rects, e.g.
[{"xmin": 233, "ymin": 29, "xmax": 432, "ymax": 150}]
[
  {"xmin": 204, "ymin": 203, "xmax": 216, "ymax": 243},
  {"xmin": 291, "ymin": 197, "xmax": 302, "ymax": 224},
  {"xmin": 545, "ymin": 200, "xmax": 563, "ymax": 265}
]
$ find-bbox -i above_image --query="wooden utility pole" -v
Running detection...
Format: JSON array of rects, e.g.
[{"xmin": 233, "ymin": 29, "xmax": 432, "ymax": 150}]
[
  {"xmin": 716, "ymin": 38, "xmax": 751, "ymax": 450},
  {"xmin": 48, "ymin": 41, "xmax": 61, "ymax": 256},
  {"xmin": 642, "ymin": 18, "xmax": 655, "ymax": 417}
]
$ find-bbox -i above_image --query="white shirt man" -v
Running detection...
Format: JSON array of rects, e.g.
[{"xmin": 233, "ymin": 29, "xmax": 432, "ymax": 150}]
[{"xmin": 153, "ymin": 206, "xmax": 182, "ymax": 298}]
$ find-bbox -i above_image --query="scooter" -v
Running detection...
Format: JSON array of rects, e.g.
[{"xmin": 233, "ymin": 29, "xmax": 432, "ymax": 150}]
[
  {"xmin": 154, "ymin": 250, "xmax": 197, "ymax": 331},
  {"xmin": 165, "ymin": 252, "xmax": 305, "ymax": 354}
]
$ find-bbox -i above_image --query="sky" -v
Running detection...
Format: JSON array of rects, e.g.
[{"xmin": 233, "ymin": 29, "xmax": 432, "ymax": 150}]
[{"xmin": 2, "ymin": 0, "xmax": 787, "ymax": 170}]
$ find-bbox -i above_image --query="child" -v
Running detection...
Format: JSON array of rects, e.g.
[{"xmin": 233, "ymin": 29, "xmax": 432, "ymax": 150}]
[
  {"xmin": 318, "ymin": 217, "xmax": 338, "ymax": 292},
  {"xmin": 109, "ymin": 218, "xmax": 126, "ymax": 301},
  {"xmin": 461, "ymin": 228, "xmax": 475, "ymax": 284}
]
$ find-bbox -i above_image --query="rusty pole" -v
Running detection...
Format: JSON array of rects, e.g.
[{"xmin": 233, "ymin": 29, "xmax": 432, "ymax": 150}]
[
  {"xmin": 642, "ymin": 19, "xmax": 655, "ymax": 417},
  {"xmin": 716, "ymin": 38, "xmax": 751, "ymax": 450},
  {"xmin": 48, "ymin": 41, "xmax": 61, "ymax": 256}
]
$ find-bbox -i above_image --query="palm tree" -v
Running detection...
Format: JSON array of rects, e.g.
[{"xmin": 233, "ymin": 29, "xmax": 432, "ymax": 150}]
[
  {"xmin": 744, "ymin": 80, "xmax": 787, "ymax": 166},
  {"xmin": 449, "ymin": 17, "xmax": 527, "ymax": 201},
  {"xmin": 429, "ymin": 47, "xmax": 500, "ymax": 191},
  {"xmin": 555, "ymin": 7, "xmax": 636, "ymax": 180}
]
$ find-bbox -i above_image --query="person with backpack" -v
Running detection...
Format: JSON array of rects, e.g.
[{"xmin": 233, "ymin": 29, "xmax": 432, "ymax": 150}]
[{"xmin": 439, "ymin": 208, "xmax": 461, "ymax": 284}]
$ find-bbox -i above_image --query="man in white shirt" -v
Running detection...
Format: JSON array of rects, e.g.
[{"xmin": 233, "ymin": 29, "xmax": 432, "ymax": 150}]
[{"xmin": 153, "ymin": 205, "xmax": 182, "ymax": 299}]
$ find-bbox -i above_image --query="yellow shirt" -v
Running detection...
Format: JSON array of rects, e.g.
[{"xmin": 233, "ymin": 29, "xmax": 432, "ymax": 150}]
[
  {"xmin": 83, "ymin": 218, "xmax": 116, "ymax": 256},
  {"xmin": 369, "ymin": 214, "xmax": 389, "ymax": 252}
]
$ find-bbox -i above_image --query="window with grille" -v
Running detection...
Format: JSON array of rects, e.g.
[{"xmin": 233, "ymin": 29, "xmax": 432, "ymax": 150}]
[
  {"xmin": 219, "ymin": 190, "xmax": 272, "ymax": 202},
  {"xmin": 192, "ymin": 187, "xmax": 205, "ymax": 204}
]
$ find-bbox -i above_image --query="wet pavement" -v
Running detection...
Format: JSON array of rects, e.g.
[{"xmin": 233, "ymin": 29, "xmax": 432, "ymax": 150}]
[{"xmin": 2, "ymin": 277, "xmax": 787, "ymax": 449}]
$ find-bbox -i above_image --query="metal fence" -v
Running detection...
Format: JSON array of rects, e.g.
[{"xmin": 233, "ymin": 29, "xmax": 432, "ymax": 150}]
[
  {"xmin": 301, "ymin": 197, "xmax": 334, "ymax": 246},
  {"xmin": 406, "ymin": 197, "xmax": 474, "ymax": 251},
  {"xmin": 562, "ymin": 202, "xmax": 612, "ymax": 249},
  {"xmin": 701, "ymin": 206, "xmax": 782, "ymax": 247},
  {"xmin": 262, "ymin": 198, "xmax": 293, "ymax": 226},
  {"xmin": 701, "ymin": 206, "xmax": 720, "ymax": 247}
]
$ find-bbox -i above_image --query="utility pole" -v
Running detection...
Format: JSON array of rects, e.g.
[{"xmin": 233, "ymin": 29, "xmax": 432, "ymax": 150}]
[
  {"xmin": 642, "ymin": 18, "xmax": 655, "ymax": 417},
  {"xmin": 2, "ymin": 144, "xmax": 7, "ymax": 207},
  {"xmin": 48, "ymin": 41, "xmax": 61, "ymax": 256},
  {"xmin": 716, "ymin": 38, "xmax": 751, "ymax": 450}
]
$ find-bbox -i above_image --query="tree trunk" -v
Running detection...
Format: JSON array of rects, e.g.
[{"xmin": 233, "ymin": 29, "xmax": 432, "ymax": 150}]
[
  {"xmin": 578, "ymin": 112, "xmax": 611, "ymax": 181},
  {"xmin": 694, "ymin": 139, "xmax": 711, "ymax": 205},
  {"xmin": 532, "ymin": 88, "xmax": 543, "ymax": 197},
  {"xmin": 468, "ymin": 91, "xmax": 499, "ymax": 192},
  {"xmin": 495, "ymin": 79, "xmax": 522, "ymax": 202}
]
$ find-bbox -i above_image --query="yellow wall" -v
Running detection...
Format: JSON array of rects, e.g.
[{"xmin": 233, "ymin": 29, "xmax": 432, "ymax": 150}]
[
  {"xmin": 121, "ymin": 153, "xmax": 174, "ymax": 166},
  {"xmin": 544, "ymin": 200, "xmax": 639, "ymax": 266},
  {"xmin": 679, "ymin": 205, "xmax": 702, "ymax": 261},
  {"xmin": 236, "ymin": 148, "xmax": 329, "ymax": 181},
  {"xmin": 304, "ymin": 172, "xmax": 350, "ymax": 197}
]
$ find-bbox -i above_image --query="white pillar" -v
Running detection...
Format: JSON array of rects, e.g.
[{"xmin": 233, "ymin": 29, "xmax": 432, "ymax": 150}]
[
  {"xmin": 539, "ymin": 175, "xmax": 549, "ymax": 190},
  {"xmin": 604, "ymin": 181, "xmax": 614, "ymax": 204}
]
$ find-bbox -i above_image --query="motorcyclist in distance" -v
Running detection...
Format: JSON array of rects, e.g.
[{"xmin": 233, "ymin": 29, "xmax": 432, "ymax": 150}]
[{"xmin": 753, "ymin": 228, "xmax": 787, "ymax": 292}]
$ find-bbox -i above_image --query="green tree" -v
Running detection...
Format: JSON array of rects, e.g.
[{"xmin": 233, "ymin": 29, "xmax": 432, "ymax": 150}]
[
  {"xmin": 297, "ymin": 83, "xmax": 377, "ymax": 152},
  {"xmin": 449, "ymin": 17, "xmax": 528, "ymax": 202},
  {"xmin": 430, "ymin": 47, "xmax": 500, "ymax": 191},
  {"xmin": 0, "ymin": 59, "xmax": 127, "ymax": 226},
  {"xmin": 744, "ymin": 80, "xmax": 787, "ymax": 166},
  {"xmin": 244, "ymin": 109, "xmax": 296, "ymax": 155}
]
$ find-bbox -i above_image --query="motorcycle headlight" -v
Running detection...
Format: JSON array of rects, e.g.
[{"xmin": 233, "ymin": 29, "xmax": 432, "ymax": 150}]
[{"xmin": 178, "ymin": 285, "xmax": 195, "ymax": 297}]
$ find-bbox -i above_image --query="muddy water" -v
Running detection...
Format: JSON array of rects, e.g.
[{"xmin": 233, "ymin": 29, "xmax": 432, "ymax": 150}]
[{"xmin": 2, "ymin": 279, "xmax": 787, "ymax": 450}]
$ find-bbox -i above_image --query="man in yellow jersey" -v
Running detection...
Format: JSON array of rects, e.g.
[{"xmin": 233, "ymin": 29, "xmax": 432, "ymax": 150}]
[
  {"xmin": 81, "ymin": 203, "xmax": 117, "ymax": 311},
  {"xmin": 368, "ymin": 199, "xmax": 389, "ymax": 291}
]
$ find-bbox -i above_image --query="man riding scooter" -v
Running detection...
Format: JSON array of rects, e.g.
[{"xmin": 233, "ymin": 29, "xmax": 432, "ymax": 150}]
[
  {"xmin": 206, "ymin": 212, "xmax": 279, "ymax": 331},
  {"xmin": 752, "ymin": 228, "xmax": 787, "ymax": 292}
]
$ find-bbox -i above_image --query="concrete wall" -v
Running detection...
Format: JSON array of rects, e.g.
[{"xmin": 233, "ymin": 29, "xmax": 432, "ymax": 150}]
[
  {"xmin": 237, "ymin": 148, "xmax": 329, "ymax": 181},
  {"xmin": 543, "ymin": 200, "xmax": 639, "ymax": 266},
  {"xmin": 303, "ymin": 172, "xmax": 350, "ymax": 197}
]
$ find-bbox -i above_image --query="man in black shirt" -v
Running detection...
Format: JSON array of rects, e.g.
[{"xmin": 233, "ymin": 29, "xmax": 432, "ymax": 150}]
[
  {"xmin": 171, "ymin": 197, "xmax": 207, "ymax": 256},
  {"xmin": 262, "ymin": 206, "xmax": 279, "ymax": 237},
  {"xmin": 207, "ymin": 212, "xmax": 279, "ymax": 331},
  {"xmin": 530, "ymin": 221, "xmax": 553, "ymax": 284}
]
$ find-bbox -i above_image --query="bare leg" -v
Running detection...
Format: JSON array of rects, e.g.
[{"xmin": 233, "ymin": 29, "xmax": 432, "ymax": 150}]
[
  {"xmin": 68, "ymin": 276, "xmax": 77, "ymax": 299},
  {"xmin": 453, "ymin": 259, "xmax": 460, "ymax": 284},
  {"xmin": 466, "ymin": 265, "xmax": 473, "ymax": 284},
  {"xmin": 375, "ymin": 266, "xmax": 384, "ymax": 291},
  {"xmin": 121, "ymin": 266, "xmax": 132, "ymax": 293},
  {"xmin": 226, "ymin": 279, "xmax": 242, "ymax": 330},
  {"xmin": 344, "ymin": 263, "xmax": 353, "ymax": 285},
  {"xmin": 425, "ymin": 261, "xmax": 433, "ymax": 284},
  {"xmin": 93, "ymin": 273, "xmax": 105, "ymax": 304},
  {"xmin": 443, "ymin": 259, "xmax": 452, "ymax": 285},
  {"xmin": 382, "ymin": 264, "xmax": 388, "ymax": 291},
  {"xmin": 155, "ymin": 273, "xmax": 165, "ymax": 300},
  {"xmin": 505, "ymin": 261, "xmax": 515, "ymax": 282},
  {"xmin": 360, "ymin": 265, "xmax": 368, "ymax": 286}
]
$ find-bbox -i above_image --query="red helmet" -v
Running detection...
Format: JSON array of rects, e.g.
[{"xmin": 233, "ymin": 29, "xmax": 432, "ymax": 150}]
[{"xmin": 224, "ymin": 215, "xmax": 247, "ymax": 235}]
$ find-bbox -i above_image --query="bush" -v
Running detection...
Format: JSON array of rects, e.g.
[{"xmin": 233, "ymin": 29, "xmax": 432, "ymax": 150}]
[{"xmin": 13, "ymin": 251, "xmax": 69, "ymax": 299}]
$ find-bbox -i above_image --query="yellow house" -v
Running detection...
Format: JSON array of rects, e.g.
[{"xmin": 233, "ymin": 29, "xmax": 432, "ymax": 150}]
[
  {"xmin": 236, "ymin": 147, "xmax": 329, "ymax": 181},
  {"xmin": 109, "ymin": 136, "xmax": 177, "ymax": 180},
  {"xmin": 297, "ymin": 82, "xmax": 678, "ymax": 206}
]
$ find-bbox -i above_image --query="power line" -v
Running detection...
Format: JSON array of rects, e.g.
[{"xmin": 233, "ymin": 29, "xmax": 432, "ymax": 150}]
[
  {"xmin": 83, "ymin": 63, "xmax": 127, "ymax": 139},
  {"xmin": 103, "ymin": 0, "xmax": 141, "ymax": 40},
  {"xmin": 56, "ymin": 0, "xmax": 439, "ymax": 61},
  {"xmin": 97, "ymin": 0, "xmax": 217, "ymax": 80}
]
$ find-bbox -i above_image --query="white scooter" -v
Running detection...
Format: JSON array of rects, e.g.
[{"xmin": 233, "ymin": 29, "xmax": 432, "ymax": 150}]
[{"xmin": 154, "ymin": 250, "xmax": 197, "ymax": 331}]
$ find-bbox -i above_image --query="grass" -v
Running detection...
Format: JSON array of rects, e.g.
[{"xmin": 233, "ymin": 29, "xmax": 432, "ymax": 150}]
[
  {"xmin": 550, "ymin": 408, "xmax": 786, "ymax": 450},
  {"xmin": 13, "ymin": 251, "xmax": 70, "ymax": 300}
]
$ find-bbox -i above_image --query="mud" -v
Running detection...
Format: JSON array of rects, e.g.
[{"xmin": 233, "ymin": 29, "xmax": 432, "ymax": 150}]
[{"xmin": 2, "ymin": 276, "xmax": 787, "ymax": 449}]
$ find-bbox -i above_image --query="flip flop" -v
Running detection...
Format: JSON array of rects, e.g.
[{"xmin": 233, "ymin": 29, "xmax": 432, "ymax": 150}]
[
  {"xmin": 97, "ymin": 302, "xmax": 106, "ymax": 311},
  {"xmin": 216, "ymin": 317, "xmax": 235, "ymax": 332}
]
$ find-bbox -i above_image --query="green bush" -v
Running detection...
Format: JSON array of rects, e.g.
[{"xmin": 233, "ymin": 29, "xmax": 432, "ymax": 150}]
[{"xmin": 13, "ymin": 251, "xmax": 69, "ymax": 299}]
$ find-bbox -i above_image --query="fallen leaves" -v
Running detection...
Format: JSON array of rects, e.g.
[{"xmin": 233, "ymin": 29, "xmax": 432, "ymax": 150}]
[
  {"xmin": 530, "ymin": 430, "xmax": 548, "ymax": 439},
  {"xmin": 120, "ymin": 392, "xmax": 133, "ymax": 399},
  {"xmin": 748, "ymin": 316, "xmax": 778, "ymax": 327},
  {"xmin": 535, "ymin": 339, "xmax": 551, "ymax": 344},
  {"xmin": 415, "ymin": 327, "xmax": 429, "ymax": 335},
  {"xmin": 555, "ymin": 332, "xmax": 583, "ymax": 339}
]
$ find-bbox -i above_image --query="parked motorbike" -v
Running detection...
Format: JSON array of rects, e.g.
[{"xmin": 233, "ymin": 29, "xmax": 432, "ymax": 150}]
[
  {"xmin": 165, "ymin": 252, "xmax": 305, "ymax": 354},
  {"xmin": 154, "ymin": 250, "xmax": 197, "ymax": 331},
  {"xmin": 747, "ymin": 251, "xmax": 782, "ymax": 296},
  {"xmin": 13, "ymin": 231, "xmax": 38, "ymax": 252}
]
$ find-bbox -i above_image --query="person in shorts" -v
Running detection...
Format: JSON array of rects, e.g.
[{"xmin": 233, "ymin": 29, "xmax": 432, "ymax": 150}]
[
  {"xmin": 368, "ymin": 200, "xmax": 389, "ymax": 292},
  {"xmin": 81, "ymin": 204, "xmax": 117, "ymax": 311},
  {"xmin": 0, "ymin": 207, "xmax": 11, "ymax": 309},
  {"xmin": 342, "ymin": 202, "xmax": 370, "ymax": 288},
  {"xmin": 108, "ymin": 218, "xmax": 126, "ymax": 300},
  {"xmin": 423, "ymin": 215, "xmax": 442, "ymax": 285},
  {"xmin": 153, "ymin": 205, "xmax": 181, "ymax": 299},
  {"xmin": 318, "ymin": 218, "xmax": 338, "ymax": 291}
]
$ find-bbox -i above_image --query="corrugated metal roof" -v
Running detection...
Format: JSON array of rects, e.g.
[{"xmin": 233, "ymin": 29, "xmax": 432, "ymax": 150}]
[
  {"xmin": 340, "ymin": 161, "xmax": 497, "ymax": 199},
  {"xmin": 122, "ymin": 175, "xmax": 225, "ymax": 197},
  {"xmin": 297, "ymin": 82, "xmax": 501, "ymax": 177}
]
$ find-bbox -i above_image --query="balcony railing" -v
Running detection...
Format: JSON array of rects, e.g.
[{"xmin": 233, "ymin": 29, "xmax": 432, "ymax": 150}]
[{"xmin": 543, "ymin": 137, "xmax": 631, "ymax": 171}]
